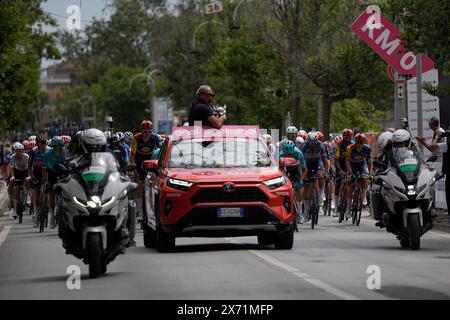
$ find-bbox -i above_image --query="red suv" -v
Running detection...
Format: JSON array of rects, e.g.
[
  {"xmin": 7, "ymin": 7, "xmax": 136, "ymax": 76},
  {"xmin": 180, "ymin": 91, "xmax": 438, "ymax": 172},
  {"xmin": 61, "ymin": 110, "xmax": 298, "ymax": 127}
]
[{"xmin": 141, "ymin": 126, "xmax": 295, "ymax": 252}]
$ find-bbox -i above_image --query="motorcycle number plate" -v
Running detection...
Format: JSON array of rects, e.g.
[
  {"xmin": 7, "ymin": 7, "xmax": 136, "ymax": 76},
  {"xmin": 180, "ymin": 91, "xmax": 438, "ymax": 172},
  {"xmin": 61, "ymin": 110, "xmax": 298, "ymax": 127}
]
[{"xmin": 217, "ymin": 207, "xmax": 244, "ymax": 218}]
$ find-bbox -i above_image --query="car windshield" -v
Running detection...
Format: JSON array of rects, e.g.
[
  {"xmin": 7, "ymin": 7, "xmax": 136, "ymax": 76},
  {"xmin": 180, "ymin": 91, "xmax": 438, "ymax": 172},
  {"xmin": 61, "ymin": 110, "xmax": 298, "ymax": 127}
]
[{"xmin": 168, "ymin": 138, "xmax": 273, "ymax": 168}]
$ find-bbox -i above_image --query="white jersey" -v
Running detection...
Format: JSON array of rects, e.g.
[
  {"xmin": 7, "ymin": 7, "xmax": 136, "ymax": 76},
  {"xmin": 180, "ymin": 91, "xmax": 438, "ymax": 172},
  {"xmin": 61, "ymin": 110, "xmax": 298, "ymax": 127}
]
[{"xmin": 9, "ymin": 153, "xmax": 29, "ymax": 171}]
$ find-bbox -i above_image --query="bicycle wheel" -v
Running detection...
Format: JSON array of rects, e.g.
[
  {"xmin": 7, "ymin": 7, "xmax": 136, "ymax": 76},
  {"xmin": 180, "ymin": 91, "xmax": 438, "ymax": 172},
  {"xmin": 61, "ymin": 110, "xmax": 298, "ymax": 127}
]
[
  {"xmin": 39, "ymin": 196, "xmax": 48, "ymax": 233},
  {"xmin": 311, "ymin": 190, "xmax": 318, "ymax": 229},
  {"xmin": 338, "ymin": 186, "xmax": 346, "ymax": 223},
  {"xmin": 355, "ymin": 189, "xmax": 362, "ymax": 226}
]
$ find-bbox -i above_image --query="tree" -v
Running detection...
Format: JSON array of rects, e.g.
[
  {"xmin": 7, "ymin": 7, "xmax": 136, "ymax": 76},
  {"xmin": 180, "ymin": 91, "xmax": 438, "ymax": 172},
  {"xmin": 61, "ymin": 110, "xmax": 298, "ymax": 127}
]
[{"xmin": 0, "ymin": 0, "xmax": 60, "ymax": 133}]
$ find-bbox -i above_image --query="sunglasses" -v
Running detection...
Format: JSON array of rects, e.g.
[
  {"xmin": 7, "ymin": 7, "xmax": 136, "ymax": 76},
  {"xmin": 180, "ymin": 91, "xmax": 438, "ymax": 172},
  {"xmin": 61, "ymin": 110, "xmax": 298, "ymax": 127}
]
[
  {"xmin": 203, "ymin": 92, "xmax": 215, "ymax": 97},
  {"xmin": 16, "ymin": 150, "xmax": 24, "ymax": 153}
]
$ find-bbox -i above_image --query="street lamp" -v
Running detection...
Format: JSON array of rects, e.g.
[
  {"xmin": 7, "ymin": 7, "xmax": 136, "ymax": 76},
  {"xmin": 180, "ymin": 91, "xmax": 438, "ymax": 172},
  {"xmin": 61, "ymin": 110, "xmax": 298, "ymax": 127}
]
[{"xmin": 191, "ymin": 20, "xmax": 224, "ymax": 54}]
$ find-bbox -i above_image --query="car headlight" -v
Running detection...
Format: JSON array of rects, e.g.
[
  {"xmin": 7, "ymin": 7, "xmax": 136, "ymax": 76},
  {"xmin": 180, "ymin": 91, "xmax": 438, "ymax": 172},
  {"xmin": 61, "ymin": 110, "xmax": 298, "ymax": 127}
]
[
  {"xmin": 166, "ymin": 178, "xmax": 193, "ymax": 191},
  {"xmin": 263, "ymin": 176, "xmax": 286, "ymax": 190}
]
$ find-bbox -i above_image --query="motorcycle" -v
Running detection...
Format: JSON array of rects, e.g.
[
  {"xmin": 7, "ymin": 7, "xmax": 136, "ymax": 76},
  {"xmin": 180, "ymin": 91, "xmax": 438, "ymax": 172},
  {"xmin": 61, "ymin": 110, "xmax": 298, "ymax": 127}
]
[
  {"xmin": 372, "ymin": 148, "xmax": 442, "ymax": 250},
  {"xmin": 55, "ymin": 152, "xmax": 137, "ymax": 278}
]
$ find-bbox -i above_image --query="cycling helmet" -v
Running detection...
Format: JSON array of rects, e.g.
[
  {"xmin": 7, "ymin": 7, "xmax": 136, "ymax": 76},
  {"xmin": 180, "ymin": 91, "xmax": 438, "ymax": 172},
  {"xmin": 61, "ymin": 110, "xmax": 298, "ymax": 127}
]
[
  {"xmin": 298, "ymin": 130, "xmax": 307, "ymax": 140},
  {"xmin": 61, "ymin": 135, "xmax": 71, "ymax": 144},
  {"xmin": 111, "ymin": 133, "xmax": 121, "ymax": 143},
  {"xmin": 29, "ymin": 135, "xmax": 36, "ymax": 141},
  {"xmin": 22, "ymin": 140, "xmax": 30, "ymax": 149},
  {"xmin": 116, "ymin": 132, "xmax": 125, "ymax": 141},
  {"xmin": 392, "ymin": 129, "xmax": 411, "ymax": 148},
  {"xmin": 335, "ymin": 135, "xmax": 342, "ymax": 144},
  {"xmin": 140, "ymin": 120, "xmax": 153, "ymax": 131},
  {"xmin": 342, "ymin": 128, "xmax": 353, "ymax": 138},
  {"xmin": 104, "ymin": 130, "xmax": 113, "ymax": 141},
  {"xmin": 296, "ymin": 136, "xmax": 304, "ymax": 146},
  {"xmin": 51, "ymin": 136, "xmax": 65, "ymax": 148},
  {"xmin": 82, "ymin": 128, "xmax": 107, "ymax": 155},
  {"xmin": 282, "ymin": 140, "xmax": 295, "ymax": 154},
  {"xmin": 28, "ymin": 140, "xmax": 36, "ymax": 149},
  {"xmin": 36, "ymin": 134, "xmax": 47, "ymax": 143},
  {"xmin": 317, "ymin": 131, "xmax": 324, "ymax": 142},
  {"xmin": 46, "ymin": 139, "xmax": 51, "ymax": 146},
  {"xmin": 262, "ymin": 134, "xmax": 272, "ymax": 142},
  {"xmin": 307, "ymin": 131, "xmax": 319, "ymax": 143},
  {"xmin": 354, "ymin": 133, "xmax": 366, "ymax": 144},
  {"xmin": 286, "ymin": 126, "xmax": 298, "ymax": 135},
  {"xmin": 124, "ymin": 131, "xmax": 134, "ymax": 141},
  {"xmin": 376, "ymin": 131, "xmax": 393, "ymax": 152},
  {"xmin": 14, "ymin": 142, "xmax": 24, "ymax": 152}
]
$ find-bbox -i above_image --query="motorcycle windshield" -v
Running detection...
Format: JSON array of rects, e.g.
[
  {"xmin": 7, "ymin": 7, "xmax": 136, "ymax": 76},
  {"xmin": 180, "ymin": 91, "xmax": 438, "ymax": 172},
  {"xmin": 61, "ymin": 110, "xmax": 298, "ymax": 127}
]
[
  {"xmin": 81, "ymin": 152, "xmax": 119, "ymax": 194},
  {"xmin": 393, "ymin": 148, "xmax": 420, "ymax": 184}
]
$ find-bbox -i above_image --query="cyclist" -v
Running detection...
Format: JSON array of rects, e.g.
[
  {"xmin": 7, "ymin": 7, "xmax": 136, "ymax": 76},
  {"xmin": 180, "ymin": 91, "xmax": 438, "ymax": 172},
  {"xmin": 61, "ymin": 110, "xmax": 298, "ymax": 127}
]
[
  {"xmin": 302, "ymin": 132, "xmax": 329, "ymax": 220},
  {"xmin": 123, "ymin": 131, "xmax": 134, "ymax": 159},
  {"xmin": 286, "ymin": 126, "xmax": 298, "ymax": 143},
  {"xmin": 108, "ymin": 132, "xmax": 129, "ymax": 169},
  {"xmin": 43, "ymin": 136, "xmax": 66, "ymax": 228},
  {"xmin": 130, "ymin": 120, "xmax": 161, "ymax": 244},
  {"xmin": 334, "ymin": 129, "xmax": 354, "ymax": 215},
  {"xmin": 345, "ymin": 133, "xmax": 372, "ymax": 218},
  {"xmin": 8, "ymin": 142, "xmax": 30, "ymax": 221},
  {"xmin": 28, "ymin": 134, "xmax": 50, "ymax": 227},
  {"xmin": 295, "ymin": 136, "xmax": 304, "ymax": 150},
  {"xmin": 376, "ymin": 131, "xmax": 395, "ymax": 168},
  {"xmin": 279, "ymin": 140, "xmax": 307, "ymax": 223}
]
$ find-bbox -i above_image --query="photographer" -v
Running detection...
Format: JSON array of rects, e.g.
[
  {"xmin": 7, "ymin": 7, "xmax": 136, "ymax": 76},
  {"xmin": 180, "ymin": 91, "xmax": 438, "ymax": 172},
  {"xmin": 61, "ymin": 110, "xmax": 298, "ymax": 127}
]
[{"xmin": 188, "ymin": 85, "xmax": 227, "ymax": 128}]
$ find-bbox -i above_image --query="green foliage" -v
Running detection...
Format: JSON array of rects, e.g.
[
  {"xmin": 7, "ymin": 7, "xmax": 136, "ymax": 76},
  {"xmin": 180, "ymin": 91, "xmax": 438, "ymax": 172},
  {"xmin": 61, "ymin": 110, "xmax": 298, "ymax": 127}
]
[
  {"xmin": 331, "ymin": 99, "xmax": 382, "ymax": 133},
  {"xmin": 0, "ymin": 0, "xmax": 60, "ymax": 133}
]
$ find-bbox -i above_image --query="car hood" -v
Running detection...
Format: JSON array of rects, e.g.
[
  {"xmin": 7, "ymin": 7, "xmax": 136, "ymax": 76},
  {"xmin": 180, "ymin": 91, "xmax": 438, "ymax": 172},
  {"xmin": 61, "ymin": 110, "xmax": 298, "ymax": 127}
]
[{"xmin": 164, "ymin": 167, "xmax": 282, "ymax": 183}]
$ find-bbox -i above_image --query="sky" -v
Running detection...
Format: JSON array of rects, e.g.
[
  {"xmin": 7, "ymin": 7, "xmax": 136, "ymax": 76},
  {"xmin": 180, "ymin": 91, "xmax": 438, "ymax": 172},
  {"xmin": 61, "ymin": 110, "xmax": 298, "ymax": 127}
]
[{"xmin": 41, "ymin": 0, "xmax": 113, "ymax": 68}]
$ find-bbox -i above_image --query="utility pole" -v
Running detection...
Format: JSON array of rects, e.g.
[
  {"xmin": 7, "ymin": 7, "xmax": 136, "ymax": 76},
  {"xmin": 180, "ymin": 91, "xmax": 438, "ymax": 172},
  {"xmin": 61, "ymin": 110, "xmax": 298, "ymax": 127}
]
[{"xmin": 416, "ymin": 53, "xmax": 423, "ymax": 151}]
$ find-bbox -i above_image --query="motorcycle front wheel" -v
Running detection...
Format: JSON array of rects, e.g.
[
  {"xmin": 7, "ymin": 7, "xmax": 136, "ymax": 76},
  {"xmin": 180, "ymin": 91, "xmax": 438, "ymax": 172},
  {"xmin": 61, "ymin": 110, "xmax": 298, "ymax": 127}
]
[
  {"xmin": 87, "ymin": 233, "xmax": 103, "ymax": 278},
  {"xmin": 408, "ymin": 214, "xmax": 421, "ymax": 250}
]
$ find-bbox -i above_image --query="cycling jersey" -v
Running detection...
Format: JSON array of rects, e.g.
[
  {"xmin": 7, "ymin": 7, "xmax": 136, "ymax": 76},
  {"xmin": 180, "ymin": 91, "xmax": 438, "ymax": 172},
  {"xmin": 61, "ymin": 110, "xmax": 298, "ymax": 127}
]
[
  {"xmin": 9, "ymin": 153, "xmax": 29, "ymax": 180},
  {"xmin": 131, "ymin": 132, "xmax": 161, "ymax": 180},
  {"xmin": 43, "ymin": 148, "xmax": 66, "ymax": 184},
  {"xmin": 346, "ymin": 143, "xmax": 371, "ymax": 175},
  {"xmin": 28, "ymin": 146, "xmax": 50, "ymax": 182},
  {"xmin": 279, "ymin": 147, "xmax": 306, "ymax": 188},
  {"xmin": 334, "ymin": 139, "xmax": 355, "ymax": 170},
  {"xmin": 301, "ymin": 141, "xmax": 327, "ymax": 174}
]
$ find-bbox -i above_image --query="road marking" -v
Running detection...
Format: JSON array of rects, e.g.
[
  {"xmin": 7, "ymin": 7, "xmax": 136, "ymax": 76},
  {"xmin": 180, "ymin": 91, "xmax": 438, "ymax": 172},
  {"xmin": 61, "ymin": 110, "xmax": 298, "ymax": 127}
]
[
  {"xmin": 0, "ymin": 225, "xmax": 12, "ymax": 247},
  {"xmin": 430, "ymin": 231, "xmax": 450, "ymax": 239},
  {"xmin": 224, "ymin": 237, "xmax": 360, "ymax": 300}
]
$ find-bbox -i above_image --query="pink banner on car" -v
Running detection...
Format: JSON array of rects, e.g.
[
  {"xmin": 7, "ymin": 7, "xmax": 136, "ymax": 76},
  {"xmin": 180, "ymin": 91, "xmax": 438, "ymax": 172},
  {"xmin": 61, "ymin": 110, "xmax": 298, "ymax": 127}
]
[{"xmin": 172, "ymin": 125, "xmax": 260, "ymax": 140}]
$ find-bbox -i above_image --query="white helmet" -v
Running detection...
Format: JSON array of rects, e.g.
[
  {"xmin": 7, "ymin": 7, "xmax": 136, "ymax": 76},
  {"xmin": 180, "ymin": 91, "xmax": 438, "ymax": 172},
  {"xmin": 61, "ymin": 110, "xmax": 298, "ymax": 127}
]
[
  {"xmin": 286, "ymin": 126, "xmax": 298, "ymax": 135},
  {"xmin": 13, "ymin": 142, "xmax": 24, "ymax": 151},
  {"xmin": 82, "ymin": 128, "xmax": 107, "ymax": 155},
  {"xmin": 392, "ymin": 129, "xmax": 411, "ymax": 147},
  {"xmin": 307, "ymin": 131, "xmax": 318, "ymax": 142},
  {"xmin": 377, "ymin": 131, "xmax": 393, "ymax": 152},
  {"xmin": 29, "ymin": 135, "xmax": 36, "ymax": 141},
  {"xmin": 296, "ymin": 137, "xmax": 304, "ymax": 145},
  {"xmin": 262, "ymin": 134, "xmax": 272, "ymax": 142}
]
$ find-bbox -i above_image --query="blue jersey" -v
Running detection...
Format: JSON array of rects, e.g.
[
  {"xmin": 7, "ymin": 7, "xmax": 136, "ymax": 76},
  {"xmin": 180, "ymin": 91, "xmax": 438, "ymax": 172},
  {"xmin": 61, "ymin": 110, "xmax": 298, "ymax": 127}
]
[
  {"xmin": 108, "ymin": 143, "xmax": 129, "ymax": 165},
  {"xmin": 43, "ymin": 148, "xmax": 65, "ymax": 171},
  {"xmin": 301, "ymin": 141, "xmax": 327, "ymax": 165}
]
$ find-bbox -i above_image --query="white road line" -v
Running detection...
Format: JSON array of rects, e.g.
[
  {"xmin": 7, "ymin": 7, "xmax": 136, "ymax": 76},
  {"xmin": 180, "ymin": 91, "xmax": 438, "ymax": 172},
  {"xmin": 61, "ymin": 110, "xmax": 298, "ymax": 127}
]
[
  {"xmin": 0, "ymin": 225, "xmax": 12, "ymax": 247},
  {"xmin": 224, "ymin": 237, "xmax": 360, "ymax": 300},
  {"xmin": 430, "ymin": 231, "xmax": 450, "ymax": 239}
]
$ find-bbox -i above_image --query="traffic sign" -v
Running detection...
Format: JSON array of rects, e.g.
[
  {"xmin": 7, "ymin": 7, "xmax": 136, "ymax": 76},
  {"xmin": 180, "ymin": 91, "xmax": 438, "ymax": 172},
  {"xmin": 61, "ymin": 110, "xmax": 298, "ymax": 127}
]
[
  {"xmin": 205, "ymin": 1, "xmax": 223, "ymax": 14},
  {"xmin": 397, "ymin": 82, "xmax": 404, "ymax": 98}
]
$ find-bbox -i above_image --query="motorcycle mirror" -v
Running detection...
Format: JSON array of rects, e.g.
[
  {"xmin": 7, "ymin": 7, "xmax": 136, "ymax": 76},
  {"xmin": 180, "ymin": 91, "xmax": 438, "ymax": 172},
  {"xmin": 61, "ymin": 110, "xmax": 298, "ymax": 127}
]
[
  {"xmin": 426, "ymin": 155, "xmax": 438, "ymax": 163},
  {"xmin": 56, "ymin": 163, "xmax": 69, "ymax": 173}
]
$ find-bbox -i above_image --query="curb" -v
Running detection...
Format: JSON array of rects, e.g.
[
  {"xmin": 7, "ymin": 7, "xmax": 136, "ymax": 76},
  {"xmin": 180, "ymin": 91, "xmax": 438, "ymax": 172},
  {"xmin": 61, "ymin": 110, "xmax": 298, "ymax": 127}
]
[
  {"xmin": 433, "ymin": 222, "xmax": 450, "ymax": 234},
  {"xmin": 0, "ymin": 181, "xmax": 9, "ymax": 217}
]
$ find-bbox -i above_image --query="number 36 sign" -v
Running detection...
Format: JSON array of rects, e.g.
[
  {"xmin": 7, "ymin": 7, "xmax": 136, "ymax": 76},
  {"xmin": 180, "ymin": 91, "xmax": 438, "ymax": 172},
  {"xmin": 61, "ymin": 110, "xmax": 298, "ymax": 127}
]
[{"xmin": 205, "ymin": 0, "xmax": 223, "ymax": 14}]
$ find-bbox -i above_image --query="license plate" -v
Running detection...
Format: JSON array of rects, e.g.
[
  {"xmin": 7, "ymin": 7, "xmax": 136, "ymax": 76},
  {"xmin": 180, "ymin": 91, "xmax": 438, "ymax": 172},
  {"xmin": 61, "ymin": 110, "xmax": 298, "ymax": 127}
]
[{"xmin": 217, "ymin": 207, "xmax": 244, "ymax": 218}]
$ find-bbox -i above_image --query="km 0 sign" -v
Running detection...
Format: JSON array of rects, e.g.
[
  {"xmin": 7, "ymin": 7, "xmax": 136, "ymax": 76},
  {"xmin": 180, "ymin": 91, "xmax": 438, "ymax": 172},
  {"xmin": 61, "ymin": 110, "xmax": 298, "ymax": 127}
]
[{"xmin": 351, "ymin": 9, "xmax": 435, "ymax": 76}]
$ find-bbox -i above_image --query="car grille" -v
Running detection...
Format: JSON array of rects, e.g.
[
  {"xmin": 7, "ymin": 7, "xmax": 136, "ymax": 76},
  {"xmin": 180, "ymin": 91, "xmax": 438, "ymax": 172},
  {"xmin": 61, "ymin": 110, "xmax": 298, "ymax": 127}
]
[
  {"xmin": 190, "ymin": 187, "xmax": 268, "ymax": 204},
  {"xmin": 180, "ymin": 206, "xmax": 279, "ymax": 226}
]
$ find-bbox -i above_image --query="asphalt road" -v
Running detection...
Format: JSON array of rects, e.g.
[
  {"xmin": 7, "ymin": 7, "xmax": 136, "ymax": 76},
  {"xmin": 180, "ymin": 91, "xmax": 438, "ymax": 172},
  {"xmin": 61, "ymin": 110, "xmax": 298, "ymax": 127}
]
[{"xmin": 1, "ymin": 209, "xmax": 450, "ymax": 300}]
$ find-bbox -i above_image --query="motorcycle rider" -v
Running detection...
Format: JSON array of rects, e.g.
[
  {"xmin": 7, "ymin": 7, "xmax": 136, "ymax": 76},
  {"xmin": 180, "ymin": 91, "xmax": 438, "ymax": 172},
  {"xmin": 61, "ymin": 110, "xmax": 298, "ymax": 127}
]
[{"xmin": 262, "ymin": 134, "xmax": 276, "ymax": 155}]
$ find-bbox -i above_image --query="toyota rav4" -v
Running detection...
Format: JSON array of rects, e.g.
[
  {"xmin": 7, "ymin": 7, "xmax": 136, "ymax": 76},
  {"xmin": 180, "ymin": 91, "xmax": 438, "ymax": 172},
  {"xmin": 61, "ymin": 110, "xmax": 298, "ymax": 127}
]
[{"xmin": 141, "ymin": 125, "xmax": 295, "ymax": 252}]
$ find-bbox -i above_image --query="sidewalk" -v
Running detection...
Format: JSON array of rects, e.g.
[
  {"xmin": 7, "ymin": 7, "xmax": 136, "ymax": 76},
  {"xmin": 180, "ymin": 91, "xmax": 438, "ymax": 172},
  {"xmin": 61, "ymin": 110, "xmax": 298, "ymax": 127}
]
[{"xmin": 0, "ymin": 180, "xmax": 9, "ymax": 217}]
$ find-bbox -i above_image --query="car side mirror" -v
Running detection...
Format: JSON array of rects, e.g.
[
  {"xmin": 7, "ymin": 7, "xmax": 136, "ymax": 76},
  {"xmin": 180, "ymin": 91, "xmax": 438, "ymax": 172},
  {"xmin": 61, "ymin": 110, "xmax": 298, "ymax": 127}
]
[
  {"xmin": 426, "ymin": 155, "xmax": 438, "ymax": 163},
  {"xmin": 142, "ymin": 159, "xmax": 158, "ymax": 174}
]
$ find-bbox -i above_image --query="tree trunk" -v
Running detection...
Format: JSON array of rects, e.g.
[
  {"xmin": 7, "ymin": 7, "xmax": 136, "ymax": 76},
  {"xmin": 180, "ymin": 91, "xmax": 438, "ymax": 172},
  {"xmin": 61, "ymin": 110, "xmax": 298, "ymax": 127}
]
[
  {"xmin": 291, "ymin": 93, "xmax": 301, "ymax": 129},
  {"xmin": 318, "ymin": 89, "xmax": 332, "ymax": 137}
]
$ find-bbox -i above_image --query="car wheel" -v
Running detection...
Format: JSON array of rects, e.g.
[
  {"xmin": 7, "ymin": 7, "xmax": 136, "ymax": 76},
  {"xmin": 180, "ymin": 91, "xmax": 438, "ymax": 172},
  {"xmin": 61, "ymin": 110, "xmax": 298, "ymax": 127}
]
[
  {"xmin": 156, "ymin": 209, "xmax": 175, "ymax": 252},
  {"xmin": 143, "ymin": 224, "xmax": 156, "ymax": 248},
  {"xmin": 274, "ymin": 223, "xmax": 294, "ymax": 250},
  {"xmin": 257, "ymin": 233, "xmax": 274, "ymax": 245}
]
